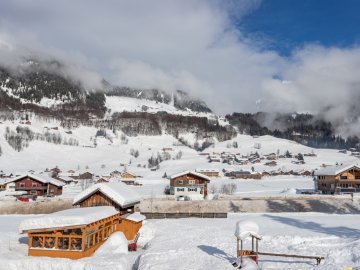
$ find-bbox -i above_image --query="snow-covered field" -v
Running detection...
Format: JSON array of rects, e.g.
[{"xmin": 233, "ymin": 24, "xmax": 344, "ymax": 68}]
[
  {"xmin": 138, "ymin": 213, "xmax": 360, "ymax": 269},
  {"xmin": 1, "ymin": 115, "xmax": 360, "ymax": 269},
  {"xmin": 0, "ymin": 116, "xmax": 358, "ymax": 176},
  {"xmin": 1, "ymin": 213, "xmax": 359, "ymax": 270}
]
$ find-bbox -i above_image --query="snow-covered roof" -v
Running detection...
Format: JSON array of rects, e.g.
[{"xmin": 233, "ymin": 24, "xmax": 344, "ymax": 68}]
[
  {"xmin": 19, "ymin": 206, "xmax": 118, "ymax": 232},
  {"xmin": 196, "ymin": 169, "xmax": 219, "ymax": 173},
  {"xmin": 170, "ymin": 171, "xmax": 211, "ymax": 181},
  {"xmin": 314, "ymin": 163, "xmax": 360, "ymax": 176},
  {"xmin": 121, "ymin": 171, "xmax": 137, "ymax": 177},
  {"xmin": 56, "ymin": 175, "xmax": 75, "ymax": 182},
  {"xmin": 73, "ymin": 182, "xmax": 142, "ymax": 208},
  {"xmin": 7, "ymin": 174, "xmax": 65, "ymax": 187},
  {"xmin": 107, "ymin": 177, "xmax": 122, "ymax": 183},
  {"xmin": 0, "ymin": 178, "xmax": 9, "ymax": 185},
  {"xmin": 235, "ymin": 220, "xmax": 262, "ymax": 240}
]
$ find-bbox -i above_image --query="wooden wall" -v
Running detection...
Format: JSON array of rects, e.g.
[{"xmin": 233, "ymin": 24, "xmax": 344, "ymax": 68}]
[
  {"xmin": 77, "ymin": 191, "xmax": 135, "ymax": 214},
  {"xmin": 117, "ymin": 218, "xmax": 142, "ymax": 240}
]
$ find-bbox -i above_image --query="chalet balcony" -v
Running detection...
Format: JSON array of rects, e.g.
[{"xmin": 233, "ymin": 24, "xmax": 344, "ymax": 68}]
[{"xmin": 15, "ymin": 186, "xmax": 47, "ymax": 191}]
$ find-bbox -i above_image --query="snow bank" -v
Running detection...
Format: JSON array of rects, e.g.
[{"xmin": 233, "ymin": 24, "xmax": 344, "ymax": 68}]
[
  {"xmin": 136, "ymin": 222, "xmax": 155, "ymax": 248},
  {"xmin": 280, "ymin": 187, "xmax": 298, "ymax": 194},
  {"xmin": 19, "ymin": 206, "xmax": 118, "ymax": 232},
  {"xmin": 125, "ymin": 212, "xmax": 146, "ymax": 222},
  {"xmin": 240, "ymin": 258, "xmax": 260, "ymax": 270},
  {"xmin": 95, "ymin": 232, "xmax": 128, "ymax": 255},
  {"xmin": 235, "ymin": 220, "xmax": 261, "ymax": 240}
]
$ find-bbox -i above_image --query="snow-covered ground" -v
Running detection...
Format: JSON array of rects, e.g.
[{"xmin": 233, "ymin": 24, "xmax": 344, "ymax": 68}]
[
  {"xmin": 105, "ymin": 96, "xmax": 223, "ymax": 122},
  {"xmin": 1, "ymin": 213, "xmax": 359, "ymax": 270},
  {"xmin": 138, "ymin": 213, "xmax": 360, "ymax": 270},
  {"xmin": 0, "ymin": 116, "xmax": 357, "ymax": 176}
]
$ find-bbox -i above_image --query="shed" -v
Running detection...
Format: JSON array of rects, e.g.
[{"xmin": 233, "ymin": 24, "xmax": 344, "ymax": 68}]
[{"xmin": 73, "ymin": 182, "xmax": 142, "ymax": 214}]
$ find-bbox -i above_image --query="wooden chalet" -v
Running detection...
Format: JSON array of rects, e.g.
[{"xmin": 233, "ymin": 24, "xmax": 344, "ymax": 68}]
[
  {"xmin": 70, "ymin": 172, "xmax": 94, "ymax": 180},
  {"xmin": 196, "ymin": 169, "xmax": 220, "ymax": 178},
  {"xmin": 265, "ymin": 161, "xmax": 277, "ymax": 167},
  {"xmin": 0, "ymin": 179, "xmax": 8, "ymax": 191},
  {"xmin": 106, "ymin": 176, "xmax": 136, "ymax": 185},
  {"xmin": 170, "ymin": 171, "xmax": 210, "ymax": 199},
  {"xmin": 6, "ymin": 174, "xmax": 64, "ymax": 197},
  {"xmin": 96, "ymin": 177, "xmax": 109, "ymax": 184},
  {"xmin": 19, "ymin": 206, "xmax": 145, "ymax": 259},
  {"xmin": 315, "ymin": 164, "xmax": 360, "ymax": 194},
  {"xmin": 120, "ymin": 171, "xmax": 137, "ymax": 179},
  {"xmin": 110, "ymin": 170, "xmax": 122, "ymax": 178},
  {"xmin": 55, "ymin": 175, "xmax": 75, "ymax": 184},
  {"xmin": 229, "ymin": 171, "xmax": 262, "ymax": 180},
  {"xmin": 73, "ymin": 182, "xmax": 142, "ymax": 215},
  {"xmin": 209, "ymin": 155, "xmax": 221, "ymax": 163}
]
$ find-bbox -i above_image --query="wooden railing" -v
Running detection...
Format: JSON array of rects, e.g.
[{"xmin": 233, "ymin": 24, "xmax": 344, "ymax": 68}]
[{"xmin": 142, "ymin": 212, "xmax": 227, "ymax": 219}]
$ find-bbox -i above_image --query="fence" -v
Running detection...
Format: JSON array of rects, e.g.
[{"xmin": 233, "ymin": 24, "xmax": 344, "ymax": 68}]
[{"xmin": 141, "ymin": 212, "xmax": 227, "ymax": 219}]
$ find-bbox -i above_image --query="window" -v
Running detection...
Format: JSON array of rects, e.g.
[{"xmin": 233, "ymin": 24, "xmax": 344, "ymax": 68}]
[
  {"xmin": 31, "ymin": 236, "xmax": 44, "ymax": 248},
  {"xmin": 32, "ymin": 183, "xmax": 37, "ymax": 187},
  {"xmin": 19, "ymin": 183, "xmax": 25, "ymax": 187},
  {"xmin": 177, "ymin": 188, "xmax": 184, "ymax": 192},
  {"xmin": 340, "ymin": 176, "xmax": 348, "ymax": 180},
  {"xmin": 188, "ymin": 188, "xmax": 197, "ymax": 192},
  {"xmin": 177, "ymin": 180, "xmax": 183, "ymax": 184},
  {"xmin": 44, "ymin": 237, "xmax": 55, "ymax": 249},
  {"xmin": 58, "ymin": 237, "xmax": 69, "ymax": 250},
  {"xmin": 189, "ymin": 180, "xmax": 195, "ymax": 185},
  {"xmin": 70, "ymin": 238, "xmax": 82, "ymax": 250}
]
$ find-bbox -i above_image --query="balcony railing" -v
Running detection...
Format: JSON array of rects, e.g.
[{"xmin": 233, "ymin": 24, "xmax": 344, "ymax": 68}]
[{"xmin": 15, "ymin": 186, "xmax": 47, "ymax": 191}]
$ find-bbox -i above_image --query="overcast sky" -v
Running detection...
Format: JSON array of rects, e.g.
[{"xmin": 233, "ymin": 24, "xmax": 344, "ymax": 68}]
[{"xmin": 1, "ymin": 0, "xmax": 360, "ymax": 126}]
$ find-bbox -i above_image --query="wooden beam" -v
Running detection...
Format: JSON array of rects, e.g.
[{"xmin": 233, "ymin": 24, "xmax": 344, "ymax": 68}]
[{"xmin": 257, "ymin": 252, "xmax": 324, "ymax": 265}]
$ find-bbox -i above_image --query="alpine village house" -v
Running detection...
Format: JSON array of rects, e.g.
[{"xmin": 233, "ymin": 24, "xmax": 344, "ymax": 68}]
[
  {"xmin": 5, "ymin": 174, "xmax": 64, "ymax": 197},
  {"xmin": 315, "ymin": 163, "xmax": 360, "ymax": 194},
  {"xmin": 170, "ymin": 171, "xmax": 211, "ymax": 199}
]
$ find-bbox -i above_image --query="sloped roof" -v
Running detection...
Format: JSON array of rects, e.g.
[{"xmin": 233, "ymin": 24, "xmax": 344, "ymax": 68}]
[
  {"xmin": 121, "ymin": 171, "xmax": 137, "ymax": 177},
  {"xmin": 314, "ymin": 163, "xmax": 360, "ymax": 176},
  {"xmin": 7, "ymin": 174, "xmax": 65, "ymax": 187},
  {"xmin": 170, "ymin": 171, "xmax": 211, "ymax": 181},
  {"xmin": 19, "ymin": 206, "xmax": 118, "ymax": 232},
  {"xmin": 73, "ymin": 182, "xmax": 142, "ymax": 208}
]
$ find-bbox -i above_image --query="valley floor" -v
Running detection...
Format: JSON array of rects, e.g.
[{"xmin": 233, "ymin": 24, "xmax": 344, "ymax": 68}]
[{"xmin": 1, "ymin": 213, "xmax": 359, "ymax": 270}]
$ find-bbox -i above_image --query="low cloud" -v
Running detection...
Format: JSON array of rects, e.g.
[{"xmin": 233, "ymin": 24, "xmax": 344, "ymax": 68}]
[{"xmin": 1, "ymin": 0, "xmax": 360, "ymax": 135}]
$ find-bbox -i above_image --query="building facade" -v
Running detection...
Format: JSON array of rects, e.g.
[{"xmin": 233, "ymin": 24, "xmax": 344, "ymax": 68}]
[
  {"xmin": 6, "ymin": 174, "xmax": 64, "ymax": 196},
  {"xmin": 170, "ymin": 171, "xmax": 210, "ymax": 199},
  {"xmin": 315, "ymin": 164, "xmax": 360, "ymax": 194}
]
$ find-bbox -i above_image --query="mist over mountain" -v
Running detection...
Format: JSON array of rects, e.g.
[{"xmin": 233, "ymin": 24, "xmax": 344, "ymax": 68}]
[{"xmin": 0, "ymin": 53, "xmax": 360, "ymax": 151}]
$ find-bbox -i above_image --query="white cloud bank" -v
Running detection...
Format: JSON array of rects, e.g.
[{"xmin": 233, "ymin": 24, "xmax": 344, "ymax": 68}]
[{"xmin": 1, "ymin": 0, "xmax": 360, "ymax": 133}]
